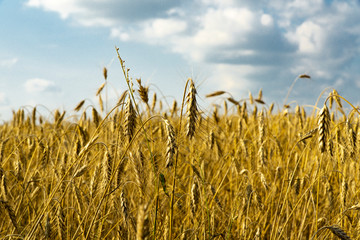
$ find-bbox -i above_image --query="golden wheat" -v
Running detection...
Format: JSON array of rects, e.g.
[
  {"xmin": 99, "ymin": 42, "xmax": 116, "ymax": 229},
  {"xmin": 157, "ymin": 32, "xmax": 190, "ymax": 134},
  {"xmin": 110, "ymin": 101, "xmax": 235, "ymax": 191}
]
[{"xmin": 0, "ymin": 58, "xmax": 358, "ymax": 239}]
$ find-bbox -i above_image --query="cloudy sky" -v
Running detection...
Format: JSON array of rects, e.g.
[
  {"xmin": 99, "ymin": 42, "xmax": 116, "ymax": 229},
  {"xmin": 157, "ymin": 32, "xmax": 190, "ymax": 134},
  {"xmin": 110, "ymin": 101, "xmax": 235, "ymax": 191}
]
[{"xmin": 1, "ymin": 0, "xmax": 360, "ymax": 120}]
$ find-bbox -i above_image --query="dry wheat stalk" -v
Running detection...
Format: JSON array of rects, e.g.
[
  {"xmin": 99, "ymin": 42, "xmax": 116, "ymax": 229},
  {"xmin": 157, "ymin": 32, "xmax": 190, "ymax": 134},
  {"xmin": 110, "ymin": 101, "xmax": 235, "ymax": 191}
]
[
  {"xmin": 249, "ymin": 92, "xmax": 254, "ymax": 105},
  {"xmin": 294, "ymin": 178, "xmax": 301, "ymax": 195},
  {"xmin": 74, "ymin": 100, "xmax": 85, "ymax": 112},
  {"xmin": 241, "ymin": 101, "xmax": 247, "ymax": 119},
  {"xmin": 329, "ymin": 92, "xmax": 334, "ymax": 109},
  {"xmin": 103, "ymin": 67, "xmax": 107, "ymax": 80},
  {"xmin": 151, "ymin": 93, "xmax": 157, "ymax": 112},
  {"xmin": 116, "ymin": 90, "xmax": 128, "ymax": 107},
  {"xmin": 341, "ymin": 178, "xmax": 348, "ymax": 208},
  {"xmin": 269, "ymin": 103, "xmax": 274, "ymax": 115},
  {"xmin": 186, "ymin": 79, "xmax": 198, "ymax": 139},
  {"xmin": 258, "ymin": 145, "xmax": 265, "ymax": 167},
  {"xmin": 124, "ymin": 97, "xmax": 137, "ymax": 142},
  {"xmin": 253, "ymin": 105, "xmax": 258, "ymax": 120},
  {"xmin": 190, "ymin": 179, "xmax": 200, "ymax": 216},
  {"xmin": 255, "ymin": 98, "xmax": 265, "ymax": 104},
  {"xmin": 130, "ymin": 150, "xmax": 146, "ymax": 199},
  {"xmin": 318, "ymin": 104, "xmax": 330, "ymax": 153},
  {"xmin": 255, "ymin": 227, "xmax": 261, "ymax": 239},
  {"xmin": 116, "ymin": 158, "xmax": 127, "ymax": 187},
  {"xmin": 57, "ymin": 205, "xmax": 66, "ymax": 240},
  {"xmin": 73, "ymin": 165, "xmax": 88, "ymax": 178},
  {"xmin": 245, "ymin": 184, "xmax": 253, "ymax": 204},
  {"xmin": 136, "ymin": 204, "xmax": 150, "ymax": 240},
  {"xmin": 227, "ymin": 97, "xmax": 239, "ymax": 105},
  {"xmin": 163, "ymin": 216, "xmax": 169, "ymax": 240},
  {"xmin": 0, "ymin": 139, "xmax": 9, "ymax": 164},
  {"xmin": 317, "ymin": 217, "xmax": 327, "ymax": 228},
  {"xmin": 258, "ymin": 111, "xmax": 265, "ymax": 144},
  {"xmin": 206, "ymin": 91, "xmax": 226, "ymax": 98},
  {"xmin": 137, "ymin": 78, "xmax": 149, "ymax": 104},
  {"xmin": 299, "ymin": 74, "xmax": 311, "ymax": 79},
  {"xmin": 210, "ymin": 185, "xmax": 222, "ymax": 209},
  {"xmin": 295, "ymin": 105, "xmax": 303, "ymax": 129},
  {"xmin": 346, "ymin": 121, "xmax": 356, "ymax": 154},
  {"xmin": 327, "ymin": 225, "xmax": 351, "ymax": 240},
  {"xmin": 96, "ymin": 82, "xmax": 106, "ymax": 96},
  {"xmin": 55, "ymin": 111, "xmax": 66, "ymax": 128},
  {"xmin": 45, "ymin": 213, "xmax": 51, "ymax": 239},
  {"xmin": 171, "ymin": 100, "xmax": 177, "ymax": 117},
  {"xmin": 164, "ymin": 119, "xmax": 177, "ymax": 168},
  {"xmin": 102, "ymin": 150, "xmax": 113, "ymax": 186},
  {"xmin": 99, "ymin": 95, "xmax": 104, "ymax": 112},
  {"xmin": 1, "ymin": 174, "xmax": 8, "ymax": 201},
  {"xmin": 332, "ymin": 89, "xmax": 343, "ymax": 108},
  {"xmin": 312, "ymin": 225, "xmax": 352, "ymax": 240},
  {"xmin": 92, "ymin": 108, "xmax": 100, "ymax": 127},
  {"xmin": 1, "ymin": 200, "xmax": 19, "ymax": 233},
  {"xmin": 224, "ymin": 100, "xmax": 228, "ymax": 116},
  {"xmin": 299, "ymin": 128, "xmax": 318, "ymax": 142},
  {"xmin": 213, "ymin": 106, "xmax": 220, "ymax": 124},
  {"xmin": 209, "ymin": 130, "xmax": 215, "ymax": 149},
  {"xmin": 120, "ymin": 190, "xmax": 129, "ymax": 223},
  {"xmin": 90, "ymin": 163, "xmax": 101, "ymax": 198},
  {"xmin": 325, "ymin": 180, "xmax": 334, "ymax": 208},
  {"xmin": 260, "ymin": 172, "xmax": 269, "ymax": 191},
  {"xmin": 32, "ymin": 107, "xmax": 37, "ymax": 128},
  {"xmin": 54, "ymin": 109, "xmax": 60, "ymax": 123},
  {"xmin": 0, "ymin": 168, "xmax": 3, "ymax": 184},
  {"xmin": 254, "ymin": 190, "xmax": 263, "ymax": 210},
  {"xmin": 191, "ymin": 164, "xmax": 202, "ymax": 180},
  {"xmin": 257, "ymin": 89, "xmax": 263, "ymax": 101}
]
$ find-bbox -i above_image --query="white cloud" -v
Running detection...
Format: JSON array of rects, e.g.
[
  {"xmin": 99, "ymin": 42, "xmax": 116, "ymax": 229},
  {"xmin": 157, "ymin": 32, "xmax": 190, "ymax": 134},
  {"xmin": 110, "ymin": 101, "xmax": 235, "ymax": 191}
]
[
  {"xmin": 209, "ymin": 64, "xmax": 258, "ymax": 92},
  {"xmin": 143, "ymin": 18, "xmax": 187, "ymax": 39},
  {"xmin": 0, "ymin": 58, "xmax": 18, "ymax": 68},
  {"xmin": 110, "ymin": 28, "xmax": 130, "ymax": 41},
  {"xmin": 25, "ymin": 0, "xmax": 360, "ymax": 102},
  {"xmin": 261, "ymin": 14, "xmax": 274, "ymax": 27},
  {"xmin": 287, "ymin": 21, "xmax": 325, "ymax": 53},
  {"xmin": 26, "ymin": 0, "xmax": 82, "ymax": 19},
  {"xmin": 0, "ymin": 92, "xmax": 8, "ymax": 105},
  {"xmin": 24, "ymin": 78, "xmax": 60, "ymax": 93},
  {"xmin": 193, "ymin": 8, "xmax": 255, "ymax": 45}
]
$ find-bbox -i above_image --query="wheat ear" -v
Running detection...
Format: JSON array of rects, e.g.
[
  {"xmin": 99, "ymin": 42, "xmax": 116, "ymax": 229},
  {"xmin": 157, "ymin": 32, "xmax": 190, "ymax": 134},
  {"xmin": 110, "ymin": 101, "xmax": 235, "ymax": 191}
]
[
  {"xmin": 124, "ymin": 97, "xmax": 137, "ymax": 142},
  {"xmin": 137, "ymin": 78, "xmax": 149, "ymax": 104},
  {"xmin": 164, "ymin": 119, "xmax": 177, "ymax": 168},
  {"xmin": 1, "ymin": 200, "xmax": 19, "ymax": 233},
  {"xmin": 310, "ymin": 225, "xmax": 352, "ymax": 240},
  {"xmin": 190, "ymin": 179, "xmax": 200, "ymax": 216},
  {"xmin": 186, "ymin": 79, "xmax": 198, "ymax": 139},
  {"xmin": 318, "ymin": 104, "xmax": 330, "ymax": 153},
  {"xmin": 136, "ymin": 204, "xmax": 150, "ymax": 240}
]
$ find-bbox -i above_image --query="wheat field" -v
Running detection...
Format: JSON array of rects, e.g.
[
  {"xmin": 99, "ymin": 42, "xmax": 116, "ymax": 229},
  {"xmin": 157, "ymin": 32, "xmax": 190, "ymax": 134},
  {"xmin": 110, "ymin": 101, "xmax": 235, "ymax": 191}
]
[{"xmin": 0, "ymin": 51, "xmax": 358, "ymax": 240}]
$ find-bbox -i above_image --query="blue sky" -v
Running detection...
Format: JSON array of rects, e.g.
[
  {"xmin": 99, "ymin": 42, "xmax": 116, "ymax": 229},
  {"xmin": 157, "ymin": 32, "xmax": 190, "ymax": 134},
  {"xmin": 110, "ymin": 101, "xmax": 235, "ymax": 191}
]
[{"xmin": 1, "ymin": 0, "xmax": 360, "ymax": 120}]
